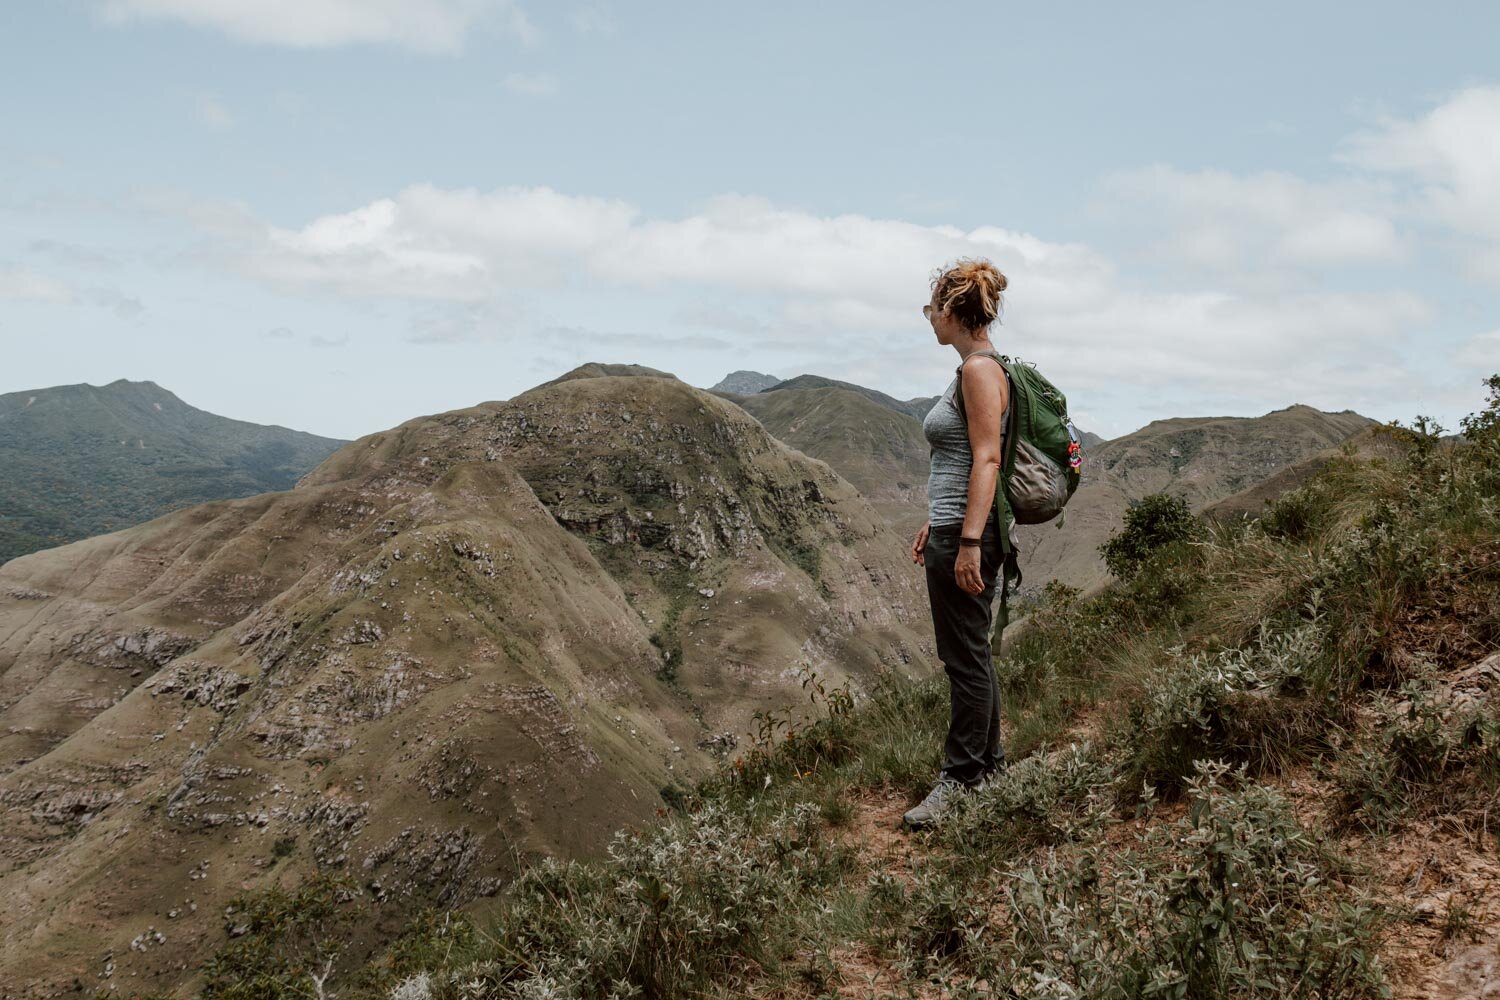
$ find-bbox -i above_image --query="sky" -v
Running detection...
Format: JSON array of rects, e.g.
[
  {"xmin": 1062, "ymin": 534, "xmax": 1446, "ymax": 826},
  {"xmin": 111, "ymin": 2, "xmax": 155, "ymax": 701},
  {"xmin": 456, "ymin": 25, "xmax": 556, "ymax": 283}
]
[{"xmin": 2, "ymin": 1, "xmax": 1499, "ymax": 441}]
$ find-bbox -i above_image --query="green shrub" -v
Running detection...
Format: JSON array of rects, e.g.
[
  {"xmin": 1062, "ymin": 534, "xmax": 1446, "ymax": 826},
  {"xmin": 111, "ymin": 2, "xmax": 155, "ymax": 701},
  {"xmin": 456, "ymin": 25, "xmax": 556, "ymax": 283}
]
[
  {"xmin": 1100, "ymin": 492, "xmax": 1202, "ymax": 580},
  {"xmin": 422, "ymin": 801, "xmax": 843, "ymax": 998},
  {"xmin": 1461, "ymin": 373, "xmax": 1500, "ymax": 441},
  {"xmin": 355, "ymin": 910, "xmax": 481, "ymax": 993},
  {"xmin": 1332, "ymin": 681, "xmax": 1500, "ymax": 833},
  {"xmin": 902, "ymin": 861, "xmax": 997, "ymax": 962},
  {"xmin": 1114, "ymin": 620, "xmax": 1332, "ymax": 797},
  {"xmin": 980, "ymin": 762, "xmax": 1389, "ymax": 998},
  {"xmin": 1256, "ymin": 478, "xmax": 1332, "ymax": 541}
]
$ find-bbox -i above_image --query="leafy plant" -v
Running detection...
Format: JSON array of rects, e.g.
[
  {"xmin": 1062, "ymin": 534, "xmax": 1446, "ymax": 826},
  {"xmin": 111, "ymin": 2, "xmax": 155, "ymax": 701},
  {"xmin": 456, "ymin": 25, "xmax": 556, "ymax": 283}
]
[
  {"xmin": 1100, "ymin": 492, "xmax": 1202, "ymax": 580},
  {"xmin": 980, "ymin": 762, "xmax": 1390, "ymax": 998},
  {"xmin": 1332, "ymin": 681, "xmax": 1500, "ymax": 833},
  {"xmin": 1114, "ymin": 620, "xmax": 1332, "ymax": 796},
  {"xmin": 431, "ymin": 801, "xmax": 843, "ymax": 998}
]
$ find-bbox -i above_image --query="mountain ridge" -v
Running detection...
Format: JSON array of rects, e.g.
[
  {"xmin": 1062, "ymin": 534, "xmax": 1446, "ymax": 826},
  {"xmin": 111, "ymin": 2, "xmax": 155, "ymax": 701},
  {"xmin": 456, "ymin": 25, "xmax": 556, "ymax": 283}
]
[
  {"xmin": 760, "ymin": 373, "xmax": 938, "ymax": 421},
  {"xmin": 0, "ymin": 379, "xmax": 346, "ymax": 565}
]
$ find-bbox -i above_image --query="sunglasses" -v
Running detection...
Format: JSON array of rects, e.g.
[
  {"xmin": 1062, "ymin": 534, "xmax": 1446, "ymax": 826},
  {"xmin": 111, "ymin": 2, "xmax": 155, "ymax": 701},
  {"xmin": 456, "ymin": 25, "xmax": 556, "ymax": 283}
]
[{"xmin": 922, "ymin": 303, "xmax": 935, "ymax": 320}]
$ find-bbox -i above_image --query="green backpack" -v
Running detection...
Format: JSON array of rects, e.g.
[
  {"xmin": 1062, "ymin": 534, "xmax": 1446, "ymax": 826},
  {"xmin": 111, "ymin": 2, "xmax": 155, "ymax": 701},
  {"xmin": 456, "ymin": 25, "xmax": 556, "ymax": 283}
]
[{"xmin": 953, "ymin": 350, "xmax": 1084, "ymax": 628}]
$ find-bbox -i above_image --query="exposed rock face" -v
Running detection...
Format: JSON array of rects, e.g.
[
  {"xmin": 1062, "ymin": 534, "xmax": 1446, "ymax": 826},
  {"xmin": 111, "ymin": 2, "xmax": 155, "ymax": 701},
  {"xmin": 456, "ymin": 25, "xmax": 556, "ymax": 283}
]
[
  {"xmin": 0, "ymin": 372, "xmax": 930, "ymax": 995},
  {"xmin": 719, "ymin": 385, "xmax": 933, "ymax": 536}
]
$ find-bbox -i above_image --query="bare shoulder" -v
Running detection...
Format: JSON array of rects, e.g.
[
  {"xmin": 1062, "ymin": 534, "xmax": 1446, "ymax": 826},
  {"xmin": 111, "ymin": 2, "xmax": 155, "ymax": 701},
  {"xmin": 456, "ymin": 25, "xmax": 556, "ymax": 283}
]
[{"xmin": 960, "ymin": 352, "xmax": 1008, "ymax": 403}]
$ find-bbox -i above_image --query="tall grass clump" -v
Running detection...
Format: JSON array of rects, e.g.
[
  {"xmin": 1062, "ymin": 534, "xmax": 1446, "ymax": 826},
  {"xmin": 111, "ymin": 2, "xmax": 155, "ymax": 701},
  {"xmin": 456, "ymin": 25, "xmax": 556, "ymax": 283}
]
[
  {"xmin": 997, "ymin": 537, "xmax": 1214, "ymax": 758},
  {"xmin": 405, "ymin": 801, "xmax": 842, "ymax": 998},
  {"xmin": 903, "ymin": 762, "xmax": 1390, "ymax": 999},
  {"xmin": 1273, "ymin": 385, "xmax": 1500, "ymax": 697},
  {"xmin": 698, "ymin": 663, "xmax": 949, "ymax": 807},
  {"xmin": 1332, "ymin": 679, "xmax": 1500, "ymax": 834}
]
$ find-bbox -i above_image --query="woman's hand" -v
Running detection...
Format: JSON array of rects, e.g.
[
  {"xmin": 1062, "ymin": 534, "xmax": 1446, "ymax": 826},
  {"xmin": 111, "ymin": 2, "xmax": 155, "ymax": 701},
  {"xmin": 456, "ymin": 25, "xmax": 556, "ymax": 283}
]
[
  {"xmin": 955, "ymin": 546, "xmax": 984, "ymax": 595},
  {"xmin": 910, "ymin": 522, "xmax": 930, "ymax": 565}
]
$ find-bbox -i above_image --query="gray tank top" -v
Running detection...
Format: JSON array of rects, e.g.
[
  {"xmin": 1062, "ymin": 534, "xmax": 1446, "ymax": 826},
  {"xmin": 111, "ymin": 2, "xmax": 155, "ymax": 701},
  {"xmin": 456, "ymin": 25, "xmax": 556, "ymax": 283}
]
[{"xmin": 922, "ymin": 352, "xmax": 1008, "ymax": 526}]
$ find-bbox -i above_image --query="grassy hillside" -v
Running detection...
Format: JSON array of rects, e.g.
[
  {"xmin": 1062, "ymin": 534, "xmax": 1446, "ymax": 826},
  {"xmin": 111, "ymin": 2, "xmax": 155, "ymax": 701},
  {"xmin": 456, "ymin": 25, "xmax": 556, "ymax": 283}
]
[
  {"xmin": 763, "ymin": 374, "xmax": 937, "ymax": 421},
  {"xmin": 0, "ymin": 368, "xmax": 931, "ymax": 995},
  {"xmin": 717, "ymin": 385, "xmax": 932, "ymax": 536},
  {"xmin": 0, "ymin": 379, "xmax": 345, "ymax": 565},
  {"xmin": 246, "ymin": 380, "xmax": 1499, "ymax": 999},
  {"xmin": 1022, "ymin": 404, "xmax": 1375, "ymax": 592}
]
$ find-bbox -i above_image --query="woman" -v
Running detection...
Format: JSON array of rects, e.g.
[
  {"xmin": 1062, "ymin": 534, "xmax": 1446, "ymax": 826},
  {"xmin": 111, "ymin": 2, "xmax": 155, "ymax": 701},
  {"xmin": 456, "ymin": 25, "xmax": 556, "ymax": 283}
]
[{"xmin": 903, "ymin": 257, "xmax": 1011, "ymax": 831}]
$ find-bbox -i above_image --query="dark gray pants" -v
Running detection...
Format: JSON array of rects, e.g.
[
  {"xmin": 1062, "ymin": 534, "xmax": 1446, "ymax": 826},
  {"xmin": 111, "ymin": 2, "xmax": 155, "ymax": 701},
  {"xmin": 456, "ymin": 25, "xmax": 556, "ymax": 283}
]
[{"xmin": 924, "ymin": 516, "xmax": 1005, "ymax": 787}]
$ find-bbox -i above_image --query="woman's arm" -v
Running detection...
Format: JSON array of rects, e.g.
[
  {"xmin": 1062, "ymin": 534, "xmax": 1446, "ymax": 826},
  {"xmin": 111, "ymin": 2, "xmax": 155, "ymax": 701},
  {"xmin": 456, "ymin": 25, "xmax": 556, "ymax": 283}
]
[{"xmin": 954, "ymin": 357, "xmax": 1008, "ymax": 594}]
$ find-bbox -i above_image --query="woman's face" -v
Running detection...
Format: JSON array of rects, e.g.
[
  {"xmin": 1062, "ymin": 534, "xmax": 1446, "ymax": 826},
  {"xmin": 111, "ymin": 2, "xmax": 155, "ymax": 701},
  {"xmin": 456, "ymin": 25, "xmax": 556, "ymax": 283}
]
[{"xmin": 924, "ymin": 288, "xmax": 966, "ymax": 345}]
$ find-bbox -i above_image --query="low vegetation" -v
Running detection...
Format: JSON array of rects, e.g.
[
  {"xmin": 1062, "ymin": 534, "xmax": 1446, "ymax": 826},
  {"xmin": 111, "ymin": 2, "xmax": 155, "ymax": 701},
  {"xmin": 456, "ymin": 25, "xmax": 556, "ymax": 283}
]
[{"xmin": 184, "ymin": 376, "xmax": 1500, "ymax": 999}]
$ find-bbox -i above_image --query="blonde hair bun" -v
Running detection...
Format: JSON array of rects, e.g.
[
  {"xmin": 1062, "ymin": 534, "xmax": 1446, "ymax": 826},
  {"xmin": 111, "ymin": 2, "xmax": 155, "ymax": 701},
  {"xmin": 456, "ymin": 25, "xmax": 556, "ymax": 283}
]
[{"xmin": 930, "ymin": 257, "xmax": 1007, "ymax": 329}]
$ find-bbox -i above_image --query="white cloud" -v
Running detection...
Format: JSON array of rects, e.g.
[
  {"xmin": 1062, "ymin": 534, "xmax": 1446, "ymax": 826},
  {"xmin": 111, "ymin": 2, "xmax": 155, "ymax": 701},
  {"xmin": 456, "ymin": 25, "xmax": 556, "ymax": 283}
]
[
  {"xmin": 176, "ymin": 182, "xmax": 1433, "ymax": 420},
  {"xmin": 233, "ymin": 185, "xmax": 1113, "ymax": 324},
  {"xmin": 250, "ymin": 186, "xmax": 637, "ymax": 299},
  {"xmin": 1346, "ymin": 85, "xmax": 1500, "ymax": 281},
  {"xmin": 27, "ymin": 239, "xmax": 122, "ymax": 270},
  {"xmin": 503, "ymin": 72, "xmax": 558, "ymax": 96},
  {"xmin": 1104, "ymin": 166, "xmax": 1402, "ymax": 272},
  {"xmin": 265, "ymin": 326, "xmax": 348, "ymax": 348},
  {"xmin": 406, "ymin": 297, "xmax": 530, "ymax": 343},
  {"xmin": 98, "ymin": 0, "xmax": 537, "ymax": 53},
  {"xmin": 88, "ymin": 287, "xmax": 146, "ymax": 320}
]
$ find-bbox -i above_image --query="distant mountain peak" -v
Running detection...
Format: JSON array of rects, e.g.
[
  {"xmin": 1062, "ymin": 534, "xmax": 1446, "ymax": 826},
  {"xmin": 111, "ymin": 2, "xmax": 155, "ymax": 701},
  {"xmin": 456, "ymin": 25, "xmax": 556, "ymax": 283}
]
[
  {"xmin": 763, "ymin": 374, "xmax": 935, "ymax": 420},
  {"xmin": 541, "ymin": 362, "xmax": 678, "ymax": 389},
  {"xmin": 0, "ymin": 380, "xmax": 346, "ymax": 564},
  {"xmin": 710, "ymin": 370, "xmax": 781, "ymax": 394}
]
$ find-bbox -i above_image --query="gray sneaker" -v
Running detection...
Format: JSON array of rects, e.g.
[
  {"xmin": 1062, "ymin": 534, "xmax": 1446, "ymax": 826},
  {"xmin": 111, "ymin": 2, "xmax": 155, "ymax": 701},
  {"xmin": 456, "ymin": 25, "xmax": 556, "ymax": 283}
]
[{"xmin": 902, "ymin": 777, "xmax": 964, "ymax": 830}]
